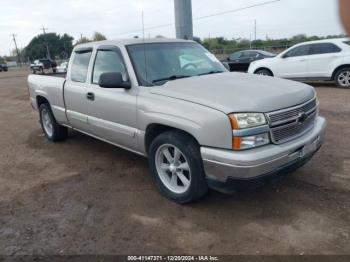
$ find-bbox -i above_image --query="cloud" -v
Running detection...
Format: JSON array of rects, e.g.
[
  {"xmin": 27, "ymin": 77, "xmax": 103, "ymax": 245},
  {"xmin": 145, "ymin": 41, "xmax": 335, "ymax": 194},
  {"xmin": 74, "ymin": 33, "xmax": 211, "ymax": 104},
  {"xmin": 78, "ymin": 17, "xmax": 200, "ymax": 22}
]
[{"xmin": 0, "ymin": 0, "xmax": 345, "ymax": 56}]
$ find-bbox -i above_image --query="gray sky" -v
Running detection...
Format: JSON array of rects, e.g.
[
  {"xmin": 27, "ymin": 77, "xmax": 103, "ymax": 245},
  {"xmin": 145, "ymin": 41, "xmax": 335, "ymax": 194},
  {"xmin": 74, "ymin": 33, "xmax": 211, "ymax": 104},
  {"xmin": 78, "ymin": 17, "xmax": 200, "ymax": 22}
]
[{"xmin": 0, "ymin": 0, "xmax": 346, "ymax": 56}]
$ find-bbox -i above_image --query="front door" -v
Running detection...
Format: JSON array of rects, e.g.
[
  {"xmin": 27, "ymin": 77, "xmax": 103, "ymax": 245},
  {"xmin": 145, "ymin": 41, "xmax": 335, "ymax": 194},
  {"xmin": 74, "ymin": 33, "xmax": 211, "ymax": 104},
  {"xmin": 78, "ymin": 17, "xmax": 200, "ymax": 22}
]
[
  {"xmin": 86, "ymin": 46, "xmax": 138, "ymax": 151},
  {"xmin": 273, "ymin": 44, "xmax": 311, "ymax": 79}
]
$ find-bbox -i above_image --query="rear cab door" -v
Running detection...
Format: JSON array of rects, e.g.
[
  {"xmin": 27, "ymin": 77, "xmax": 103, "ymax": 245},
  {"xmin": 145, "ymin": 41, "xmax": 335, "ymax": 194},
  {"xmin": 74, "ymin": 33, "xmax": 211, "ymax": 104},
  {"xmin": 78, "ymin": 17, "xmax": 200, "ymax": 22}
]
[{"xmin": 64, "ymin": 47, "xmax": 93, "ymax": 132}]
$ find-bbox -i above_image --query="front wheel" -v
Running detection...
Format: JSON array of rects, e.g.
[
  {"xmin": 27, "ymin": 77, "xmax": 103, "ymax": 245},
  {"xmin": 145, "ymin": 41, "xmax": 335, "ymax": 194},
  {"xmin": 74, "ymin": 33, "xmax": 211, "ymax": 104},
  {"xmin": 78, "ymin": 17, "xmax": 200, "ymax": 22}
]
[
  {"xmin": 335, "ymin": 67, "xmax": 350, "ymax": 88},
  {"xmin": 255, "ymin": 69, "xmax": 273, "ymax": 76},
  {"xmin": 39, "ymin": 103, "xmax": 68, "ymax": 142},
  {"xmin": 148, "ymin": 131, "xmax": 208, "ymax": 204}
]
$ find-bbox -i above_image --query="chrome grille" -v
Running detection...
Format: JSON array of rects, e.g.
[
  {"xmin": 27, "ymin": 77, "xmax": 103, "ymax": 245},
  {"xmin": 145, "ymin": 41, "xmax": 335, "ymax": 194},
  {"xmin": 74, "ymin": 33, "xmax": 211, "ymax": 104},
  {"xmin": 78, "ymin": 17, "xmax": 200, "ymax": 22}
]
[{"xmin": 267, "ymin": 98, "xmax": 318, "ymax": 144}]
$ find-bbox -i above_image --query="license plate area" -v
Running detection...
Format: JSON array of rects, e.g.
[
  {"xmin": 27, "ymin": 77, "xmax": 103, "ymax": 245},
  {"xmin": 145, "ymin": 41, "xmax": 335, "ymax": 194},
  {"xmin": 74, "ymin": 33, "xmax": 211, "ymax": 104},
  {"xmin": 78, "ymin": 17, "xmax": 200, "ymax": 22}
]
[{"xmin": 300, "ymin": 136, "xmax": 320, "ymax": 158}]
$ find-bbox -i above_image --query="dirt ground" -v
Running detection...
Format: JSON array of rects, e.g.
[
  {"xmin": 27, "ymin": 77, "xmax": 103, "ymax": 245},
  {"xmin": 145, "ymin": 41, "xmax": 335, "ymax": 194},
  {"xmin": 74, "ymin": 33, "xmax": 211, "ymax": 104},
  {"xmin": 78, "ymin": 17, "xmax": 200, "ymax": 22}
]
[{"xmin": 0, "ymin": 69, "xmax": 349, "ymax": 255}]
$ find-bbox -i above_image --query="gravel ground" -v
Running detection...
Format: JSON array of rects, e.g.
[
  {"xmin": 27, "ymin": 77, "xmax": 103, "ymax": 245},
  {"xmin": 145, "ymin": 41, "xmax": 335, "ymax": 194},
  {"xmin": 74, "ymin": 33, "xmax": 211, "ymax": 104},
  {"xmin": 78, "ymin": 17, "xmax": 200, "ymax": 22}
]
[{"xmin": 0, "ymin": 69, "xmax": 349, "ymax": 255}]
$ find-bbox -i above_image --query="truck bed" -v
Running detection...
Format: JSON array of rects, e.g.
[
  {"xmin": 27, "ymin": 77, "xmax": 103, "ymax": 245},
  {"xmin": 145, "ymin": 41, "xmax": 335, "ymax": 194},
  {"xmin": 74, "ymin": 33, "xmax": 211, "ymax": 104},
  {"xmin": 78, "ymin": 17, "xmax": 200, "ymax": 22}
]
[{"xmin": 28, "ymin": 74, "xmax": 67, "ymax": 124}]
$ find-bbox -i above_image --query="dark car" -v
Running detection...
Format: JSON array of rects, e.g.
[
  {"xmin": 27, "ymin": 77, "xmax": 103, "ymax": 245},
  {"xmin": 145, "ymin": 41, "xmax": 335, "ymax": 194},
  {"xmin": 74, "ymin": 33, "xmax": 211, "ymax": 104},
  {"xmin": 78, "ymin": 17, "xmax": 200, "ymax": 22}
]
[
  {"xmin": 0, "ymin": 63, "xmax": 8, "ymax": 72},
  {"xmin": 223, "ymin": 50, "xmax": 276, "ymax": 72},
  {"xmin": 30, "ymin": 59, "xmax": 57, "ymax": 74}
]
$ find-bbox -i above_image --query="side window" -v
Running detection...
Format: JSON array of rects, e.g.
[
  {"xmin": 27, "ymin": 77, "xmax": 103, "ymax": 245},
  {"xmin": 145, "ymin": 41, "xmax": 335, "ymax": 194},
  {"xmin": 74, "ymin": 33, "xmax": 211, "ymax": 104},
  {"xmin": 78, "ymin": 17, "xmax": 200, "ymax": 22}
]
[
  {"xmin": 240, "ymin": 51, "xmax": 255, "ymax": 59},
  {"xmin": 71, "ymin": 51, "xmax": 92, "ymax": 83},
  {"xmin": 92, "ymin": 50, "xmax": 127, "ymax": 84},
  {"xmin": 229, "ymin": 52, "xmax": 241, "ymax": 60},
  {"xmin": 284, "ymin": 45, "xmax": 311, "ymax": 58},
  {"xmin": 309, "ymin": 43, "xmax": 341, "ymax": 55}
]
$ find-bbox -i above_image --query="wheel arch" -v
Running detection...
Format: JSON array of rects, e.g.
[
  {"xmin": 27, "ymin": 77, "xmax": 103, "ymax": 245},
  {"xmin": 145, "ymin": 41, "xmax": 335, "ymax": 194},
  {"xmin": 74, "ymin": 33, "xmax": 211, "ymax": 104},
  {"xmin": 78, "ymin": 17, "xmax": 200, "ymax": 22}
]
[
  {"xmin": 254, "ymin": 67, "xmax": 274, "ymax": 76},
  {"xmin": 36, "ymin": 95, "xmax": 50, "ymax": 109},
  {"xmin": 144, "ymin": 124, "xmax": 200, "ymax": 155},
  {"xmin": 331, "ymin": 64, "xmax": 350, "ymax": 80}
]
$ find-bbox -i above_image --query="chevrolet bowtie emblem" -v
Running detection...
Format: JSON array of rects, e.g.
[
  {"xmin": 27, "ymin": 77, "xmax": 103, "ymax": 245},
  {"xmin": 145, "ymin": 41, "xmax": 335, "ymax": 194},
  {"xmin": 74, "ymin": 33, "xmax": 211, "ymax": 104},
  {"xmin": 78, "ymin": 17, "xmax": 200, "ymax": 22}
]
[{"xmin": 298, "ymin": 113, "xmax": 308, "ymax": 124}]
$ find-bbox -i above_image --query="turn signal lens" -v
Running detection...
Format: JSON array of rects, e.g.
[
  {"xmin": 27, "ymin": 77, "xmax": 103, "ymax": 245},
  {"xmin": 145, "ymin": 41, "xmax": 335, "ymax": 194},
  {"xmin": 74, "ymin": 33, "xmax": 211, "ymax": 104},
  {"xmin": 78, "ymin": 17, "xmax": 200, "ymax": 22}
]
[{"xmin": 233, "ymin": 133, "xmax": 270, "ymax": 151}]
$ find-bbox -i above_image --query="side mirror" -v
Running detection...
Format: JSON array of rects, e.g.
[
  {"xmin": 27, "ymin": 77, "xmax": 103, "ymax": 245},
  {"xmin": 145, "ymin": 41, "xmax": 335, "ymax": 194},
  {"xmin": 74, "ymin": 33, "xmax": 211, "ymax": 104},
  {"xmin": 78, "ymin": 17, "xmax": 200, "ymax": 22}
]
[
  {"xmin": 99, "ymin": 72, "xmax": 131, "ymax": 89},
  {"xmin": 226, "ymin": 57, "xmax": 230, "ymax": 61}
]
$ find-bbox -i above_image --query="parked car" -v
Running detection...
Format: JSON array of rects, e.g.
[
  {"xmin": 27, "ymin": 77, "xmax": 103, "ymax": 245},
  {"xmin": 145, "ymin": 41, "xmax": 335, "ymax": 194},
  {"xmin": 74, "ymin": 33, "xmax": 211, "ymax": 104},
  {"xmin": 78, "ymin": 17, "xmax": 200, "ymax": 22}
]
[
  {"xmin": 56, "ymin": 62, "xmax": 68, "ymax": 74},
  {"xmin": 248, "ymin": 38, "xmax": 350, "ymax": 88},
  {"xmin": 0, "ymin": 63, "xmax": 8, "ymax": 72},
  {"xmin": 27, "ymin": 39, "xmax": 326, "ymax": 204},
  {"xmin": 30, "ymin": 59, "xmax": 57, "ymax": 74},
  {"xmin": 222, "ymin": 50, "xmax": 275, "ymax": 72}
]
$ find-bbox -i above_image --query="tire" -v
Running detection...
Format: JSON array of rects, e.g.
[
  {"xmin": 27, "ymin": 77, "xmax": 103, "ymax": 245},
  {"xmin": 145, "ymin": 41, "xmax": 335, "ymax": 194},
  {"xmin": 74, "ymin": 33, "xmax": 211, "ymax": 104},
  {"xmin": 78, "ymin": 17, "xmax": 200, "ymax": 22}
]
[
  {"xmin": 255, "ymin": 69, "xmax": 273, "ymax": 76},
  {"xmin": 335, "ymin": 67, "xmax": 350, "ymax": 89},
  {"xmin": 53, "ymin": 69, "xmax": 57, "ymax": 74},
  {"xmin": 40, "ymin": 67, "xmax": 44, "ymax": 75},
  {"xmin": 148, "ymin": 131, "xmax": 208, "ymax": 204},
  {"xmin": 39, "ymin": 103, "xmax": 68, "ymax": 142},
  {"xmin": 32, "ymin": 70, "xmax": 36, "ymax": 74}
]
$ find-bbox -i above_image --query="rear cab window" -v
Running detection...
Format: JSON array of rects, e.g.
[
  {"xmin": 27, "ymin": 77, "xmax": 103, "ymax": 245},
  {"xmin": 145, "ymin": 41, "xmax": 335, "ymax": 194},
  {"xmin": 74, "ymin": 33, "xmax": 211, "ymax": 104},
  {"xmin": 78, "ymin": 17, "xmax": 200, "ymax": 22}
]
[{"xmin": 70, "ymin": 48, "xmax": 93, "ymax": 83}]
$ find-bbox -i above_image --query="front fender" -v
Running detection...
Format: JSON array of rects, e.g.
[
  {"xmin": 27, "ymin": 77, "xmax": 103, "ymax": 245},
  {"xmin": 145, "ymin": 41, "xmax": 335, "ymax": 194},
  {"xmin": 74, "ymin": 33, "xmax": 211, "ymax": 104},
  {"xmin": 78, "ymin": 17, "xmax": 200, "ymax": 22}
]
[{"xmin": 137, "ymin": 92, "xmax": 233, "ymax": 154}]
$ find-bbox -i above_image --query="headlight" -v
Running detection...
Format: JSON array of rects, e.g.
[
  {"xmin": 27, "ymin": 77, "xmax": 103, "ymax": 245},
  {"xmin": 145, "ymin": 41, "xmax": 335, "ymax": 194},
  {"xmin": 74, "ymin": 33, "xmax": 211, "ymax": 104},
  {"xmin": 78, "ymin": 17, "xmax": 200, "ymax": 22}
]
[
  {"xmin": 229, "ymin": 113, "xmax": 270, "ymax": 150},
  {"xmin": 229, "ymin": 113, "xmax": 267, "ymax": 129}
]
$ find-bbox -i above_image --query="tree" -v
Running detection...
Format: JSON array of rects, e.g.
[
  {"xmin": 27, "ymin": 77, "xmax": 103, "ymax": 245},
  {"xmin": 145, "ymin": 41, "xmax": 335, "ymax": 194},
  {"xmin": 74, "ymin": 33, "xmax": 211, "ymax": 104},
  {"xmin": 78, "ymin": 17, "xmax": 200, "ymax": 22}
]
[
  {"xmin": 75, "ymin": 36, "xmax": 91, "ymax": 45},
  {"xmin": 74, "ymin": 32, "xmax": 107, "ymax": 46},
  {"xmin": 24, "ymin": 33, "xmax": 74, "ymax": 61},
  {"xmin": 92, "ymin": 32, "xmax": 107, "ymax": 41}
]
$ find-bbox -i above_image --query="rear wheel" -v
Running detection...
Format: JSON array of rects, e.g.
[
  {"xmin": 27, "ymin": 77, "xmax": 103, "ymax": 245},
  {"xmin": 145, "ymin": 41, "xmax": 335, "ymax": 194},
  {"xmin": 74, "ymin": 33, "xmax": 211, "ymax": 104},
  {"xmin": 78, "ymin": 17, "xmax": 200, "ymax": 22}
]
[
  {"xmin": 148, "ymin": 131, "xmax": 208, "ymax": 204},
  {"xmin": 39, "ymin": 103, "xmax": 68, "ymax": 142},
  {"xmin": 255, "ymin": 69, "xmax": 273, "ymax": 76},
  {"xmin": 335, "ymin": 67, "xmax": 350, "ymax": 88}
]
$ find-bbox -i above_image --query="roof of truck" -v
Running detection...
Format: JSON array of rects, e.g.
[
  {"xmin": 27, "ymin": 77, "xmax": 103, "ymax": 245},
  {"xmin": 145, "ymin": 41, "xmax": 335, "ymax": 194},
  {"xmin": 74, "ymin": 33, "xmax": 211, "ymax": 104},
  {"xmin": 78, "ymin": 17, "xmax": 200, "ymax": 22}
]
[{"xmin": 75, "ymin": 38, "xmax": 195, "ymax": 49}]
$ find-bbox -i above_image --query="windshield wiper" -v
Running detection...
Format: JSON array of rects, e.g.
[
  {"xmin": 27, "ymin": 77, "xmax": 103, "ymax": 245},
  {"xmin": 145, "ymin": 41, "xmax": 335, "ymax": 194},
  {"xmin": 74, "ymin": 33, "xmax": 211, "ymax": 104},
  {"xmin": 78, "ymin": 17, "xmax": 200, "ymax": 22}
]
[
  {"xmin": 198, "ymin": 70, "xmax": 225, "ymax": 76},
  {"xmin": 152, "ymin": 75, "xmax": 191, "ymax": 84}
]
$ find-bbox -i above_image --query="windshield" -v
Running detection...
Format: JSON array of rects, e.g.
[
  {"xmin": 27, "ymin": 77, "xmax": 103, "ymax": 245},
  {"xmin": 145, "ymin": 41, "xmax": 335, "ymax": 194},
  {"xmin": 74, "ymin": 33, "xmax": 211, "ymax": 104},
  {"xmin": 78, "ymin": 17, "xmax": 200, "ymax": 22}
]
[{"xmin": 127, "ymin": 42, "xmax": 226, "ymax": 86}]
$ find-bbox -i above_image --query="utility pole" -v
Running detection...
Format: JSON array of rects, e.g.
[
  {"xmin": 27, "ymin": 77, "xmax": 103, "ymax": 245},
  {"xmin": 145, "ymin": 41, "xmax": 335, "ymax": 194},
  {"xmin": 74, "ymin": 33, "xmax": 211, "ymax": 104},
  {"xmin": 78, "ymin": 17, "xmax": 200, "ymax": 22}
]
[
  {"xmin": 174, "ymin": 0, "xmax": 193, "ymax": 40},
  {"xmin": 10, "ymin": 34, "xmax": 21, "ymax": 66},
  {"xmin": 254, "ymin": 19, "xmax": 257, "ymax": 42},
  {"xmin": 40, "ymin": 26, "xmax": 51, "ymax": 59}
]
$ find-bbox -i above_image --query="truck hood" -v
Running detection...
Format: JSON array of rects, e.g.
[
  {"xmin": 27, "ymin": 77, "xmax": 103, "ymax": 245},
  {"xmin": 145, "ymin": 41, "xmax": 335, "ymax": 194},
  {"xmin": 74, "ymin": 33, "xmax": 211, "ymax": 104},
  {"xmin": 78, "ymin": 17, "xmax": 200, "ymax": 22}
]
[{"xmin": 149, "ymin": 72, "xmax": 315, "ymax": 114}]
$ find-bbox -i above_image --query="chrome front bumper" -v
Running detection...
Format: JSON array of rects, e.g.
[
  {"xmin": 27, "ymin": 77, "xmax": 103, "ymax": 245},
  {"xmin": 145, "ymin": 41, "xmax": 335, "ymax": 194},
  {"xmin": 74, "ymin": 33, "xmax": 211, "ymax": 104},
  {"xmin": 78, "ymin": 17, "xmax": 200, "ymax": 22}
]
[{"xmin": 201, "ymin": 116, "xmax": 327, "ymax": 183}]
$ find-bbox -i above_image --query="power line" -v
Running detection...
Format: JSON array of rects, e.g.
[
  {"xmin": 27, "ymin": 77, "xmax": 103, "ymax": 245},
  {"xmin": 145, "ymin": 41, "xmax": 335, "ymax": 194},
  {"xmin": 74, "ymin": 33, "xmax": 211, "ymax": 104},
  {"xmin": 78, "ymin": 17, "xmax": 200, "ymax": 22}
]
[
  {"xmin": 110, "ymin": 0, "xmax": 281, "ymax": 37},
  {"xmin": 194, "ymin": 0, "xmax": 280, "ymax": 21}
]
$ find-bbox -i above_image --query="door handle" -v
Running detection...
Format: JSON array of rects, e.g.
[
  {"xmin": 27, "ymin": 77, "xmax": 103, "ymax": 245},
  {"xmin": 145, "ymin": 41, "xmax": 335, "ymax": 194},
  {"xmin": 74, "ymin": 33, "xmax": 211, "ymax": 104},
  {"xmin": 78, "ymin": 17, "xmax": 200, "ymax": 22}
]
[{"xmin": 86, "ymin": 92, "xmax": 95, "ymax": 101}]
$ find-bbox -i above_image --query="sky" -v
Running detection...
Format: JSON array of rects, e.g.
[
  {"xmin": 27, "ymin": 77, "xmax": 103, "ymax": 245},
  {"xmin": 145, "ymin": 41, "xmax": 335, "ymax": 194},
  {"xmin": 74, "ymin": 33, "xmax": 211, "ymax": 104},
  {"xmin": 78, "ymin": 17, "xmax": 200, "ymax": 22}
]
[{"xmin": 0, "ymin": 0, "xmax": 346, "ymax": 56}]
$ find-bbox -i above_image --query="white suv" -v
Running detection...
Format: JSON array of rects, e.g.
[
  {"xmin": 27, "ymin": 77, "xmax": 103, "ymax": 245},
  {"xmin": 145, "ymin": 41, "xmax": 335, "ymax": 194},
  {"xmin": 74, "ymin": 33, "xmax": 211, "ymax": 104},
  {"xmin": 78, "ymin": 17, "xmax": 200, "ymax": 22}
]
[{"xmin": 248, "ymin": 38, "xmax": 350, "ymax": 88}]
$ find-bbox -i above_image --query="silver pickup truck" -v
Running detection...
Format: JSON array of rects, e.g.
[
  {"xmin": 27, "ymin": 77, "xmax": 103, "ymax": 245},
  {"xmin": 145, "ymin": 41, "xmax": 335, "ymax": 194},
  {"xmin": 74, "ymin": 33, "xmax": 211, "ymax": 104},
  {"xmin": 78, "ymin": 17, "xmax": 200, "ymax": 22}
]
[{"xmin": 28, "ymin": 38, "xmax": 327, "ymax": 203}]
